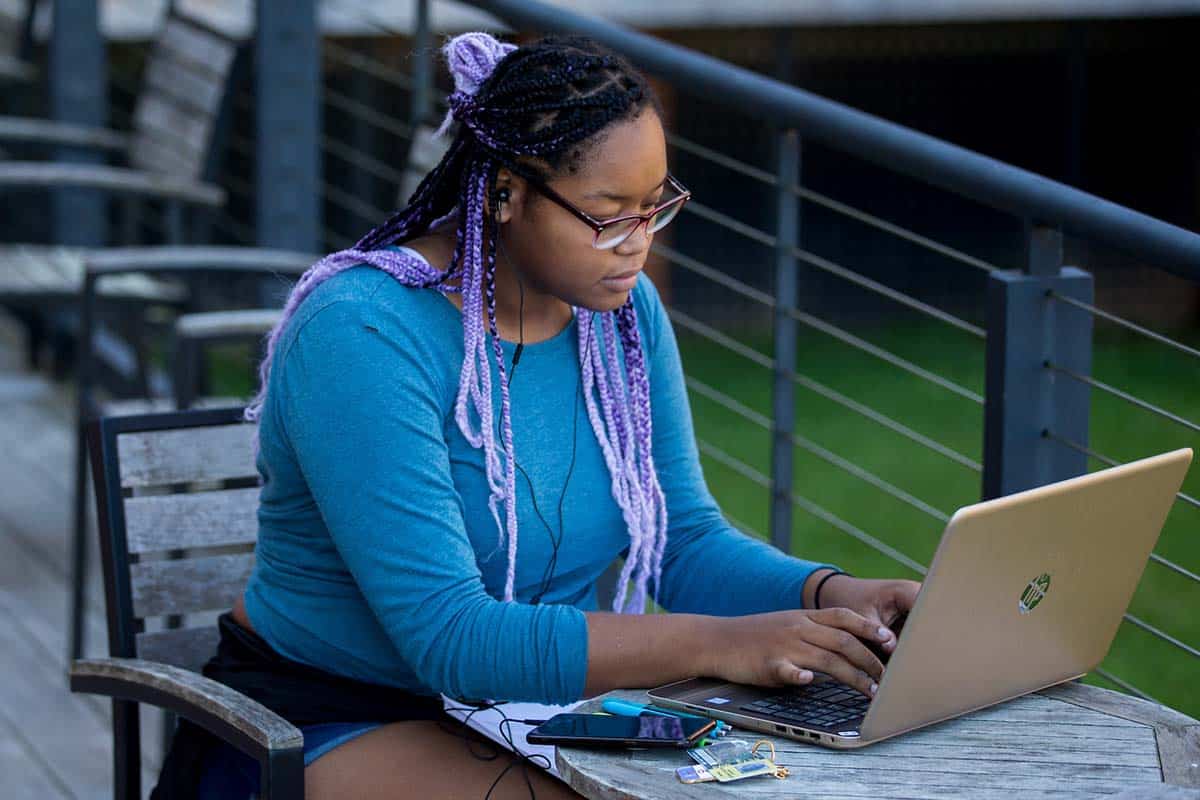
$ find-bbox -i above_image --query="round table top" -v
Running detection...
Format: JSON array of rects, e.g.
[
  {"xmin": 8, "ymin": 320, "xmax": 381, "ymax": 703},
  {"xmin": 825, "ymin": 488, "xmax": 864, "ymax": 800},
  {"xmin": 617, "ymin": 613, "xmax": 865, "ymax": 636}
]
[{"xmin": 556, "ymin": 684, "xmax": 1200, "ymax": 799}]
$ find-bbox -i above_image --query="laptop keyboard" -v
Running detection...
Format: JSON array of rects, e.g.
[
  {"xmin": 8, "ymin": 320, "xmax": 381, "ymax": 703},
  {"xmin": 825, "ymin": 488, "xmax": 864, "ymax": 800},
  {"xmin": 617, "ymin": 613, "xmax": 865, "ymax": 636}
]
[{"xmin": 741, "ymin": 682, "xmax": 870, "ymax": 729}]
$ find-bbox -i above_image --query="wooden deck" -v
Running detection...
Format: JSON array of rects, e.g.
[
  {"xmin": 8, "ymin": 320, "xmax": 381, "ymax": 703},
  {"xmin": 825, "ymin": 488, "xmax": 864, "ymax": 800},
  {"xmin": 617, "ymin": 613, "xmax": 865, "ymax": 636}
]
[{"xmin": 0, "ymin": 312, "xmax": 164, "ymax": 799}]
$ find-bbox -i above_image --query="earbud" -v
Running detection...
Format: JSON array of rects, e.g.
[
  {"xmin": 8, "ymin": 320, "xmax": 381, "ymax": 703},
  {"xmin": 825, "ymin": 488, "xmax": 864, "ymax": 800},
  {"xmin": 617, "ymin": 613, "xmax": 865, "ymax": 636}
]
[{"xmin": 498, "ymin": 188, "xmax": 511, "ymax": 203}]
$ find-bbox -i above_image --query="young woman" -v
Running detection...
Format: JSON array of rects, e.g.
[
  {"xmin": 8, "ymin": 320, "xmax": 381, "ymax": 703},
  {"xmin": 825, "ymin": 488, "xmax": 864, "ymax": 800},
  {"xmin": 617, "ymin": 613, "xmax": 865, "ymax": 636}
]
[{"xmin": 179, "ymin": 32, "xmax": 920, "ymax": 800}]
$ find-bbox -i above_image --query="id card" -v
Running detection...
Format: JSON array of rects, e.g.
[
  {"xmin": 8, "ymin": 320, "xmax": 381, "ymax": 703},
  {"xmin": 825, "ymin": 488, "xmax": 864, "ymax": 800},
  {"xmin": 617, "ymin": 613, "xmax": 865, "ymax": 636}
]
[
  {"xmin": 709, "ymin": 759, "xmax": 778, "ymax": 782},
  {"xmin": 675, "ymin": 764, "xmax": 715, "ymax": 784}
]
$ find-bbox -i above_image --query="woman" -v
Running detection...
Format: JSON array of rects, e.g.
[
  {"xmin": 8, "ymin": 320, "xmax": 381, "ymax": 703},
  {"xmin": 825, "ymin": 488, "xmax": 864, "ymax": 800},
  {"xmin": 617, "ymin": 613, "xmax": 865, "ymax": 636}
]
[{"xmin": 183, "ymin": 32, "xmax": 920, "ymax": 800}]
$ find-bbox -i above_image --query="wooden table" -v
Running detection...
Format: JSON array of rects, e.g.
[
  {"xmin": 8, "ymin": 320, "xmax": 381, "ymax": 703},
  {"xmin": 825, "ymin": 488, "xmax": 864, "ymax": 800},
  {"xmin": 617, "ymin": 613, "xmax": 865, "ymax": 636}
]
[{"xmin": 557, "ymin": 687, "xmax": 1200, "ymax": 799}]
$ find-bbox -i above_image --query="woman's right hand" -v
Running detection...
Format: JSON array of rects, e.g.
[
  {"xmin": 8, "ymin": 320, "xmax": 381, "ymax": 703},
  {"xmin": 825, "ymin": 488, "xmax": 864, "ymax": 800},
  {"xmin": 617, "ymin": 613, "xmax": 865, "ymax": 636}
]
[{"xmin": 702, "ymin": 608, "xmax": 894, "ymax": 697}]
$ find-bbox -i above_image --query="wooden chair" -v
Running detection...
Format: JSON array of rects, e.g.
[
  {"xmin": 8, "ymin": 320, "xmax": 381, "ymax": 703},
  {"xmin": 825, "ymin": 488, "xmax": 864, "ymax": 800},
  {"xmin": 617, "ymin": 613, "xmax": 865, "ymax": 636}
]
[
  {"xmin": 71, "ymin": 405, "xmax": 304, "ymax": 800},
  {"xmin": 0, "ymin": 7, "xmax": 241, "ymax": 371},
  {"xmin": 69, "ymin": 246, "xmax": 315, "ymax": 662}
]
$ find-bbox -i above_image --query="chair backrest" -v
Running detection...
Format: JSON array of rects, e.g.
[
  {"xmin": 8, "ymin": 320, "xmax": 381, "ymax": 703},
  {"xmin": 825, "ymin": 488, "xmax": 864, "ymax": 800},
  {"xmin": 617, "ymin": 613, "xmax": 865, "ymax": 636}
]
[
  {"xmin": 128, "ymin": 11, "xmax": 241, "ymax": 180},
  {"xmin": 88, "ymin": 406, "xmax": 259, "ymax": 673}
]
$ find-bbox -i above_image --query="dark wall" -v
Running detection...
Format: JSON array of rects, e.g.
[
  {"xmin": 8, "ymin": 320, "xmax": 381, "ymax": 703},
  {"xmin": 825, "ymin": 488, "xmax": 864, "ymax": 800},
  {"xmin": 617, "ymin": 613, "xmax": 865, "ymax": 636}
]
[{"xmin": 656, "ymin": 17, "xmax": 1200, "ymax": 329}]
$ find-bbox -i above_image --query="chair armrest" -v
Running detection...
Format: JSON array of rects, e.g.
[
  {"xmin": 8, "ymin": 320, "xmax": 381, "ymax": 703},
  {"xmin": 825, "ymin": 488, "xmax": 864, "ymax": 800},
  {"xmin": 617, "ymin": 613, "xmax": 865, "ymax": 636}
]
[
  {"xmin": 70, "ymin": 657, "xmax": 302, "ymax": 755},
  {"xmin": 85, "ymin": 246, "xmax": 317, "ymax": 277},
  {"xmin": 176, "ymin": 308, "xmax": 283, "ymax": 342},
  {"xmin": 0, "ymin": 116, "xmax": 130, "ymax": 152},
  {"xmin": 0, "ymin": 162, "xmax": 225, "ymax": 207}
]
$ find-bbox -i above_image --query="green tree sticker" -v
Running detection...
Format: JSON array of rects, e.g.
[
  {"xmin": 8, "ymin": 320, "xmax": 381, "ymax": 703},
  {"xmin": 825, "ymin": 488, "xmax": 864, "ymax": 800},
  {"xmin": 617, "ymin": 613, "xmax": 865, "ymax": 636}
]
[{"xmin": 1019, "ymin": 573, "xmax": 1052, "ymax": 615}]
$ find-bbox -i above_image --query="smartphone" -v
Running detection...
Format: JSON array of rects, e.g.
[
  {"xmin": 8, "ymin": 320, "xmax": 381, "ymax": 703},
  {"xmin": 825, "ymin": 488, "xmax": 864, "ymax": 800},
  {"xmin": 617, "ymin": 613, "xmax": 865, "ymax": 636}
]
[{"xmin": 526, "ymin": 712, "xmax": 716, "ymax": 748}]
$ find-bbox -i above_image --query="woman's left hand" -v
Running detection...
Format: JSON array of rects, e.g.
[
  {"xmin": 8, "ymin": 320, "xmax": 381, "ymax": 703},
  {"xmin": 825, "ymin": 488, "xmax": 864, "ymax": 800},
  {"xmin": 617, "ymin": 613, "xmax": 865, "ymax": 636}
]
[{"xmin": 813, "ymin": 572, "xmax": 921, "ymax": 651}]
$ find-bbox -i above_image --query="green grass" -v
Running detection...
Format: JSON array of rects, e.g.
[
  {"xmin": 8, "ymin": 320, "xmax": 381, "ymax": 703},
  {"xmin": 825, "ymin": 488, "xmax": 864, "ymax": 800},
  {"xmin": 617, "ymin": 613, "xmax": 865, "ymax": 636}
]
[
  {"xmin": 205, "ymin": 319, "xmax": 1200, "ymax": 717},
  {"xmin": 680, "ymin": 318, "xmax": 1200, "ymax": 719}
]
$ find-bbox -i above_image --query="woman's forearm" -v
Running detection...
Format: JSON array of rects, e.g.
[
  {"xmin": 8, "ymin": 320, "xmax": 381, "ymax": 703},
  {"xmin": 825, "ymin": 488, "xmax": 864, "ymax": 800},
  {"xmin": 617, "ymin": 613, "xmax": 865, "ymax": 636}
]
[
  {"xmin": 581, "ymin": 569, "xmax": 840, "ymax": 697},
  {"xmin": 581, "ymin": 611, "xmax": 719, "ymax": 697}
]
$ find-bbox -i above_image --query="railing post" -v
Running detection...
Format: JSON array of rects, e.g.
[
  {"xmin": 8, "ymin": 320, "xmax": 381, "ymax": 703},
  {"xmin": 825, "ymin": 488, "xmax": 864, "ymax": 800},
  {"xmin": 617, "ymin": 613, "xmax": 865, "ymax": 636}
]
[
  {"xmin": 256, "ymin": 0, "xmax": 322, "ymax": 253},
  {"xmin": 411, "ymin": 0, "xmax": 433, "ymax": 128},
  {"xmin": 769, "ymin": 129, "xmax": 800, "ymax": 551},
  {"xmin": 50, "ymin": 0, "xmax": 106, "ymax": 246},
  {"xmin": 982, "ymin": 223, "xmax": 1093, "ymax": 499}
]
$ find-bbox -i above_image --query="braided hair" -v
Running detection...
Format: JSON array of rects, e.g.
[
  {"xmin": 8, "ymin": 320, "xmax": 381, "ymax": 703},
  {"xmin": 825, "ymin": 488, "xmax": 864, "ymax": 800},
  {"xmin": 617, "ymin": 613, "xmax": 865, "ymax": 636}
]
[{"xmin": 247, "ymin": 32, "xmax": 667, "ymax": 613}]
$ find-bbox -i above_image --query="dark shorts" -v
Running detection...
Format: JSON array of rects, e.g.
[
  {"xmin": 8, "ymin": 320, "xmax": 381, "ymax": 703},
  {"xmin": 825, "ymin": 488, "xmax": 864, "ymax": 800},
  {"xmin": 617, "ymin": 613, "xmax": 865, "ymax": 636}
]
[{"xmin": 153, "ymin": 613, "xmax": 448, "ymax": 800}]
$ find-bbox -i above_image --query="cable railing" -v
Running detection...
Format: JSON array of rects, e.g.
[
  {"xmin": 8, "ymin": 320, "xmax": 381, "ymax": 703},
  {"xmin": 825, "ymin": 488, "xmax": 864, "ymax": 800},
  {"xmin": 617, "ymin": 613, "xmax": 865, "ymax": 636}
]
[
  {"xmin": 695, "ymin": 438, "xmax": 927, "ymax": 575},
  {"xmin": 1047, "ymin": 360, "xmax": 1200, "ymax": 437},
  {"xmin": 1048, "ymin": 290, "xmax": 1200, "ymax": 362},
  {"xmin": 686, "ymin": 375, "xmax": 953, "ymax": 524},
  {"xmin": 654, "ymin": 248, "xmax": 983, "ymax": 474},
  {"xmin": 651, "ymin": 231, "xmax": 986, "ymax": 406},
  {"xmin": 665, "ymin": 131, "xmax": 1006, "ymax": 275},
  {"xmin": 162, "ymin": 0, "xmax": 1200, "ymax": 711},
  {"xmin": 666, "ymin": 305, "xmax": 983, "ymax": 516}
]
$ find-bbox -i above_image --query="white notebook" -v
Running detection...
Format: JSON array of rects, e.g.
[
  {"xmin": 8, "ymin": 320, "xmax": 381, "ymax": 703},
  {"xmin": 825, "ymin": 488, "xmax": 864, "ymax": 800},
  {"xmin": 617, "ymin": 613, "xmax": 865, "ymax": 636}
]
[{"xmin": 441, "ymin": 695, "xmax": 585, "ymax": 779}]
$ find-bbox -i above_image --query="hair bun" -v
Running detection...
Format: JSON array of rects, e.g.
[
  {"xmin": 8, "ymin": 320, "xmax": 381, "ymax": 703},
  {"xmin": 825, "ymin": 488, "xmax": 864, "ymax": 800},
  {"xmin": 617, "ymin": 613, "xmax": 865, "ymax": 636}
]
[{"xmin": 443, "ymin": 32, "xmax": 517, "ymax": 97}]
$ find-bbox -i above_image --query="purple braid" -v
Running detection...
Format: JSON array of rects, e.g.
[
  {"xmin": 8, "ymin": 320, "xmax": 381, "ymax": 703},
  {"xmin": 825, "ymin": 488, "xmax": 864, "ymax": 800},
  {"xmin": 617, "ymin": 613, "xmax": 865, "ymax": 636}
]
[
  {"xmin": 616, "ymin": 304, "xmax": 669, "ymax": 606},
  {"xmin": 247, "ymin": 31, "xmax": 667, "ymax": 609},
  {"xmin": 597, "ymin": 310, "xmax": 650, "ymax": 611}
]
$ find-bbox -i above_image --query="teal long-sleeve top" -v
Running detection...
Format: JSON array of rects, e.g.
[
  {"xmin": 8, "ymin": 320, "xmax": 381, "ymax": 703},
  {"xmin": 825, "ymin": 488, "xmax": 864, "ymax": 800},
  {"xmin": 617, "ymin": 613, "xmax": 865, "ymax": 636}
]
[{"xmin": 245, "ymin": 258, "xmax": 835, "ymax": 705}]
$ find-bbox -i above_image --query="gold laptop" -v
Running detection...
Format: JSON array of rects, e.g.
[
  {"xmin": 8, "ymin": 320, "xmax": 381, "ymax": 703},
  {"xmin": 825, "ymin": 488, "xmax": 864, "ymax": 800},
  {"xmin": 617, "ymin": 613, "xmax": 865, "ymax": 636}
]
[{"xmin": 648, "ymin": 448, "xmax": 1193, "ymax": 749}]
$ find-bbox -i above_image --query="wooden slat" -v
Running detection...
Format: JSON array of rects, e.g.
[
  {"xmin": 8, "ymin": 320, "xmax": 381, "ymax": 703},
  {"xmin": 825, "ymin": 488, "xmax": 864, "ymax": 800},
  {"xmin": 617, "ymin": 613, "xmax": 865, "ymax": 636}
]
[
  {"xmin": 141, "ymin": 56, "xmax": 225, "ymax": 122},
  {"xmin": 1156, "ymin": 726, "xmax": 1200, "ymax": 788},
  {"xmin": 0, "ymin": 115, "xmax": 129, "ymax": 151},
  {"xmin": 157, "ymin": 18, "xmax": 236, "ymax": 78},
  {"xmin": 136, "ymin": 625, "xmax": 220, "ymax": 673},
  {"xmin": 124, "ymin": 486, "xmax": 259, "ymax": 553},
  {"xmin": 176, "ymin": 308, "xmax": 282, "ymax": 340},
  {"xmin": 132, "ymin": 104, "xmax": 208, "ymax": 164},
  {"xmin": 133, "ymin": 93, "xmax": 210, "ymax": 159},
  {"xmin": 130, "ymin": 552, "xmax": 253, "ymax": 618},
  {"xmin": 128, "ymin": 131, "xmax": 195, "ymax": 177},
  {"xmin": 117, "ymin": 422, "xmax": 255, "ymax": 488},
  {"xmin": 102, "ymin": 396, "xmax": 248, "ymax": 419},
  {"xmin": 0, "ymin": 245, "xmax": 187, "ymax": 301},
  {"xmin": 1044, "ymin": 680, "xmax": 1199, "ymax": 729},
  {"xmin": 0, "ymin": 162, "xmax": 226, "ymax": 206}
]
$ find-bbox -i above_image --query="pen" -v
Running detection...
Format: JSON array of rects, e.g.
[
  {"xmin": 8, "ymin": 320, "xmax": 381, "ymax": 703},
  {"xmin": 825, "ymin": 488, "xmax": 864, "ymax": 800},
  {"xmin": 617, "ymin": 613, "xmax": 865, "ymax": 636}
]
[{"xmin": 600, "ymin": 699, "xmax": 730, "ymax": 735}]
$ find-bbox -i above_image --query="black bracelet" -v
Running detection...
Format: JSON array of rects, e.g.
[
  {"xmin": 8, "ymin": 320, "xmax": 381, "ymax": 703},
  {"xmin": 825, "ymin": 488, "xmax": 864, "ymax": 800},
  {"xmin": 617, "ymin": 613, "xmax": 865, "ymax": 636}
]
[{"xmin": 813, "ymin": 570, "xmax": 851, "ymax": 610}]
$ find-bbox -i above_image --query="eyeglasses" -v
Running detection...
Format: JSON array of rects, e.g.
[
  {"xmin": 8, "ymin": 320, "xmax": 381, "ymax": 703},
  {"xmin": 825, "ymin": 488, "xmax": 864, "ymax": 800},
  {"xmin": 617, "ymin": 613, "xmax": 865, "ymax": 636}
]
[{"xmin": 503, "ymin": 162, "xmax": 691, "ymax": 250}]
